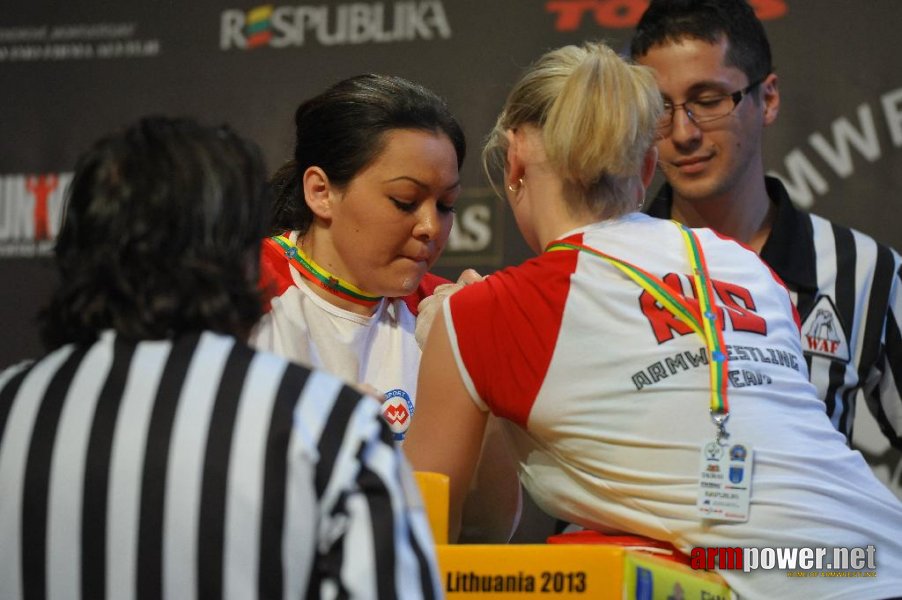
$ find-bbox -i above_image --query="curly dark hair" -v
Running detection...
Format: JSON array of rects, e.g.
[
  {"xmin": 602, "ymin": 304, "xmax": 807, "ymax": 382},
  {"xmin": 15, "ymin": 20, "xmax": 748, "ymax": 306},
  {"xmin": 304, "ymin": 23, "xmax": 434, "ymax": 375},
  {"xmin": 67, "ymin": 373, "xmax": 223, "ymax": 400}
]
[
  {"xmin": 269, "ymin": 73, "xmax": 466, "ymax": 235},
  {"xmin": 40, "ymin": 116, "xmax": 271, "ymax": 349},
  {"xmin": 630, "ymin": 0, "xmax": 773, "ymax": 86}
]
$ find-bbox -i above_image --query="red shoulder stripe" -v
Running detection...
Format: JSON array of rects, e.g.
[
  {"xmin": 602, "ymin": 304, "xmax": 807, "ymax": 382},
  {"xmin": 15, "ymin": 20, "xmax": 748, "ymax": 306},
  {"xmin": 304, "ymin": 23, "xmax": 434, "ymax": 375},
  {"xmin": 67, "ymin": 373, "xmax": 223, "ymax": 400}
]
[
  {"xmin": 259, "ymin": 237, "xmax": 295, "ymax": 313},
  {"xmin": 449, "ymin": 245, "xmax": 579, "ymax": 428}
]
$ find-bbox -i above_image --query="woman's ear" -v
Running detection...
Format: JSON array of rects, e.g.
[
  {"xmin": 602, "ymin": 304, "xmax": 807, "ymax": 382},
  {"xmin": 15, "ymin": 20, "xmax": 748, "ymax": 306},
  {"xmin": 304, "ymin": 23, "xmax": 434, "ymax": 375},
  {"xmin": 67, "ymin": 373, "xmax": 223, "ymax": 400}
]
[
  {"xmin": 640, "ymin": 145, "xmax": 658, "ymax": 190},
  {"xmin": 302, "ymin": 166, "xmax": 334, "ymax": 220},
  {"xmin": 505, "ymin": 129, "xmax": 526, "ymax": 190}
]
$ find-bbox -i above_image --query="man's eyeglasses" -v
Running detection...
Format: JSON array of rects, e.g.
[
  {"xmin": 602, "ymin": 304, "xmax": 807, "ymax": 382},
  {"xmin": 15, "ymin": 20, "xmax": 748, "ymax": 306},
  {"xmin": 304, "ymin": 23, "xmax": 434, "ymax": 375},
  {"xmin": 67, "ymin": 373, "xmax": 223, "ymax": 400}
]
[{"xmin": 657, "ymin": 78, "xmax": 765, "ymax": 133}]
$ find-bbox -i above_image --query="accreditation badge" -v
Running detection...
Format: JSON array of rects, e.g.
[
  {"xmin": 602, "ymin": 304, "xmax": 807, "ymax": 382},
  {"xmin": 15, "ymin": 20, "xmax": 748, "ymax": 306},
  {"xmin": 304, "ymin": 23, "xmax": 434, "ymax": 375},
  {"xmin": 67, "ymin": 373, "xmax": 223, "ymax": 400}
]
[{"xmin": 696, "ymin": 441, "xmax": 754, "ymax": 522}]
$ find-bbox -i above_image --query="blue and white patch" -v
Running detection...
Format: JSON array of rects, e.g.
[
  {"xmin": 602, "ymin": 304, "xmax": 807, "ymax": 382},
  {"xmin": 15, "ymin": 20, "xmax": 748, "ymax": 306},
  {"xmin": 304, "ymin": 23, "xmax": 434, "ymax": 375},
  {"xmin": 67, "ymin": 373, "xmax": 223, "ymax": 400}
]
[{"xmin": 381, "ymin": 388, "xmax": 414, "ymax": 441}]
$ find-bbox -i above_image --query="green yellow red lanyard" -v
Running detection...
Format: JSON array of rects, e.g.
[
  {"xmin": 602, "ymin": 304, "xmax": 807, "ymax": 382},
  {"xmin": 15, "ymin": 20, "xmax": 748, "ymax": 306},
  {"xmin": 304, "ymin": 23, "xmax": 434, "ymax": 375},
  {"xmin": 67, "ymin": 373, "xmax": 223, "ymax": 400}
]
[
  {"xmin": 546, "ymin": 221, "xmax": 730, "ymax": 437},
  {"xmin": 268, "ymin": 234, "xmax": 383, "ymax": 308}
]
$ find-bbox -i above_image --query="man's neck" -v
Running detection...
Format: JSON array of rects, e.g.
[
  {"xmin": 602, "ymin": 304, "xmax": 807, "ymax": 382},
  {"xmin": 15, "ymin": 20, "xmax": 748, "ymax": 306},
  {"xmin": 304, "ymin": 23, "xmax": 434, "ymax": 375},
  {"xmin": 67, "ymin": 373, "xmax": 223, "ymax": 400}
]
[{"xmin": 670, "ymin": 182, "xmax": 775, "ymax": 254}]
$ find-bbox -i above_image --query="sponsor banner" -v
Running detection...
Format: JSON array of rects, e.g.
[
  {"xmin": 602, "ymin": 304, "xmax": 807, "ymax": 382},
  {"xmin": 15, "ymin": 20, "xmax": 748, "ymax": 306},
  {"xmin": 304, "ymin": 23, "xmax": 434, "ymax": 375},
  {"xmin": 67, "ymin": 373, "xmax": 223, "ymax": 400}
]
[
  {"xmin": 437, "ymin": 544, "xmax": 729, "ymax": 598},
  {"xmin": 545, "ymin": 0, "xmax": 787, "ymax": 32},
  {"xmin": 0, "ymin": 173, "xmax": 71, "ymax": 258},
  {"xmin": 220, "ymin": 1, "xmax": 452, "ymax": 50}
]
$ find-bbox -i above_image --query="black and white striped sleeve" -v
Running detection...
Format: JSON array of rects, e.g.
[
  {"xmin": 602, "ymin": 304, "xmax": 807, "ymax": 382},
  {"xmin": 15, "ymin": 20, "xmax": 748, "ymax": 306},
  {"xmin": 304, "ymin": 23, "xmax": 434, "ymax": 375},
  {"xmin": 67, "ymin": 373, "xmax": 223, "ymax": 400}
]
[
  {"xmin": 290, "ymin": 372, "xmax": 441, "ymax": 599},
  {"xmin": 866, "ymin": 254, "xmax": 902, "ymax": 447}
]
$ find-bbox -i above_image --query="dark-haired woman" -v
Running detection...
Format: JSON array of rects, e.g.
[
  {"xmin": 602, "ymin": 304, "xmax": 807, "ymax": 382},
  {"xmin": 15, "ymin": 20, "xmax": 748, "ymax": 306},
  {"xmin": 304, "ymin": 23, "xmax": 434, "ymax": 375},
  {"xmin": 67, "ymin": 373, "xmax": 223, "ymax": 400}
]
[{"xmin": 251, "ymin": 74, "xmax": 471, "ymax": 440}]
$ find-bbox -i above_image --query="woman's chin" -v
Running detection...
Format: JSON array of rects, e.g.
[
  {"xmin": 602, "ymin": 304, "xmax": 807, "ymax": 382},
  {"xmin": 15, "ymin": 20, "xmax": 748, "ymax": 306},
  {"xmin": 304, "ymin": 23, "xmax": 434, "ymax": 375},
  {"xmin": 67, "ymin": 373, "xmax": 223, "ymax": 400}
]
[
  {"xmin": 376, "ymin": 262, "xmax": 428, "ymax": 298},
  {"xmin": 395, "ymin": 269, "xmax": 428, "ymax": 297},
  {"xmin": 393, "ymin": 277, "xmax": 421, "ymax": 297}
]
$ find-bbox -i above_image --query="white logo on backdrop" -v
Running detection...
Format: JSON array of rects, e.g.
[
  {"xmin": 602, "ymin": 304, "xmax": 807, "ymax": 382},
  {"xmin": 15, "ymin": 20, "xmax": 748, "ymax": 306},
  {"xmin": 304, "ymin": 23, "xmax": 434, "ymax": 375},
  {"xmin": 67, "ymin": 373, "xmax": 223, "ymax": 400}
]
[{"xmin": 220, "ymin": 1, "xmax": 452, "ymax": 50}]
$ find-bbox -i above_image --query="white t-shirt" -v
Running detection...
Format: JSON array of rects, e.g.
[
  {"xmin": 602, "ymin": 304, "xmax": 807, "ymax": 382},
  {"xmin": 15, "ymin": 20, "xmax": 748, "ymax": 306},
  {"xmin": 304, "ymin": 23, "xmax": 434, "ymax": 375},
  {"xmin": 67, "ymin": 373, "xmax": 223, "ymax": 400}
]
[{"xmin": 251, "ymin": 232, "xmax": 443, "ymax": 440}]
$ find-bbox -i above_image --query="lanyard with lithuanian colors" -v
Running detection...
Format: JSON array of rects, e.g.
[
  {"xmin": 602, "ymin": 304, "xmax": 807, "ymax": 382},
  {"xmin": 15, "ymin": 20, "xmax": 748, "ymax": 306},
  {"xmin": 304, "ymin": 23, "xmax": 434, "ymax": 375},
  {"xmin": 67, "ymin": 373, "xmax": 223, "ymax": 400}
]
[
  {"xmin": 546, "ymin": 221, "xmax": 731, "ymax": 442},
  {"xmin": 267, "ymin": 234, "xmax": 384, "ymax": 309}
]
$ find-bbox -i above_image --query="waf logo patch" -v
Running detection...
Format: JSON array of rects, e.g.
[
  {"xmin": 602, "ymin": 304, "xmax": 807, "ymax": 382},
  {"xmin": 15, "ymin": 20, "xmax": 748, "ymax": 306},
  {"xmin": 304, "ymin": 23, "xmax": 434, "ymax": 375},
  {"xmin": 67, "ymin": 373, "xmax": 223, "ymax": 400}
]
[
  {"xmin": 381, "ymin": 389, "xmax": 414, "ymax": 441},
  {"xmin": 800, "ymin": 295, "xmax": 850, "ymax": 362}
]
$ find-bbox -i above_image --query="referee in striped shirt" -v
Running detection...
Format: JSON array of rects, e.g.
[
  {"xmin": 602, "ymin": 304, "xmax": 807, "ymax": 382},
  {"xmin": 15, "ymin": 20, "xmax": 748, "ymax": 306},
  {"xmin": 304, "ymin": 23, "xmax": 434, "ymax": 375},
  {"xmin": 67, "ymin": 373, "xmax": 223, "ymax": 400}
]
[
  {"xmin": 0, "ymin": 117, "xmax": 440, "ymax": 599},
  {"xmin": 631, "ymin": 0, "xmax": 902, "ymax": 449}
]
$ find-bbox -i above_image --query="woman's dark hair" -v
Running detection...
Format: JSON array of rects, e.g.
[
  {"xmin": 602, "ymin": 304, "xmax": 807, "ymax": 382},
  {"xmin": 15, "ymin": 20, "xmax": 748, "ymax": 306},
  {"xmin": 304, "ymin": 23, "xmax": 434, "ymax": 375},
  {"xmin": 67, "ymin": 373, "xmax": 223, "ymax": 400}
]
[
  {"xmin": 629, "ymin": 0, "xmax": 773, "ymax": 86},
  {"xmin": 270, "ymin": 73, "xmax": 466, "ymax": 235},
  {"xmin": 40, "ymin": 116, "xmax": 271, "ymax": 348}
]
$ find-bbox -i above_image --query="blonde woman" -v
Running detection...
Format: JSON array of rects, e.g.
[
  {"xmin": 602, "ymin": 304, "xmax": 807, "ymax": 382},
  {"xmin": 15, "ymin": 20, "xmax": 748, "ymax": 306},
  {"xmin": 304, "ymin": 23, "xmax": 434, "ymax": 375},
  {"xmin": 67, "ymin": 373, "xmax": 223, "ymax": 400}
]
[{"xmin": 406, "ymin": 42, "xmax": 902, "ymax": 599}]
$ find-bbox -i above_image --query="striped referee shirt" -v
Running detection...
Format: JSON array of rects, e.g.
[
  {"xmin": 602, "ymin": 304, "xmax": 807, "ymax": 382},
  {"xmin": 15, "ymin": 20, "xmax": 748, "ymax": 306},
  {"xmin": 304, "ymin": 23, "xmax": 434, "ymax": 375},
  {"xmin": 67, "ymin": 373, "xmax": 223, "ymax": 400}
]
[
  {"xmin": 648, "ymin": 176, "xmax": 902, "ymax": 448},
  {"xmin": 0, "ymin": 330, "xmax": 440, "ymax": 600}
]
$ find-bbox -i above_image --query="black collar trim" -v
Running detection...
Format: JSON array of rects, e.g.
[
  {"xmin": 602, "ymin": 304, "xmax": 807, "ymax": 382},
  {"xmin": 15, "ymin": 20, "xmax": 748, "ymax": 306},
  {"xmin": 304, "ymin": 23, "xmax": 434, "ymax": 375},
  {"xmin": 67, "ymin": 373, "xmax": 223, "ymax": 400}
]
[{"xmin": 645, "ymin": 177, "xmax": 817, "ymax": 293}]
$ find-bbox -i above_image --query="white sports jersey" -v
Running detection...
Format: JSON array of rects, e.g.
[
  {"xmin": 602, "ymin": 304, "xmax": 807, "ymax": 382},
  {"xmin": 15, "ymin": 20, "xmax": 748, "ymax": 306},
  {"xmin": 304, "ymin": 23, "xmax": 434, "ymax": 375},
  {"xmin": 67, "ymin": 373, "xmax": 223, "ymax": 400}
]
[
  {"xmin": 251, "ymin": 283, "xmax": 419, "ymax": 439},
  {"xmin": 446, "ymin": 213, "xmax": 902, "ymax": 599},
  {"xmin": 250, "ymin": 232, "xmax": 444, "ymax": 440}
]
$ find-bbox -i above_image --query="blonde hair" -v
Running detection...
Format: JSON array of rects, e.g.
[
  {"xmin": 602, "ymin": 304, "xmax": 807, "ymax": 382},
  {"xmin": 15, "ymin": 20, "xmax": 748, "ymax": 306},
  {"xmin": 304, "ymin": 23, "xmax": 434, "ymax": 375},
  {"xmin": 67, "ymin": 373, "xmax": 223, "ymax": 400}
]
[{"xmin": 483, "ymin": 42, "xmax": 663, "ymax": 217}]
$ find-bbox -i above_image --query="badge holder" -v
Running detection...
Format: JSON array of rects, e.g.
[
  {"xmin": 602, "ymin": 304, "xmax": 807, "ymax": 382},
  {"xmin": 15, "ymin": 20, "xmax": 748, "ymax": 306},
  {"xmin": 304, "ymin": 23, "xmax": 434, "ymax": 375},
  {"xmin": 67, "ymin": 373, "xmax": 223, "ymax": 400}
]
[{"xmin": 696, "ymin": 413, "xmax": 753, "ymax": 522}]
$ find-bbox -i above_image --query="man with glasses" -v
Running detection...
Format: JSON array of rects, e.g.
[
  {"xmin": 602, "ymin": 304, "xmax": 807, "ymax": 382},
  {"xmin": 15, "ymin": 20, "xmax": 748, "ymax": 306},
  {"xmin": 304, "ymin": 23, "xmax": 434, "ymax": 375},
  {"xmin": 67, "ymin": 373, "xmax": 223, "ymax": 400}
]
[{"xmin": 630, "ymin": 0, "xmax": 902, "ymax": 454}]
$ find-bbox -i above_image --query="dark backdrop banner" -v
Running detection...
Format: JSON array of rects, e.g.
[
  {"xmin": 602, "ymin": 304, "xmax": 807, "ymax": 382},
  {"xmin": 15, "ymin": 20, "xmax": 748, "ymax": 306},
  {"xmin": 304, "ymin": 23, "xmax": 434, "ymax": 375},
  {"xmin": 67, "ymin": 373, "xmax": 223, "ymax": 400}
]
[{"xmin": 2, "ymin": 0, "xmax": 900, "ymax": 494}]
